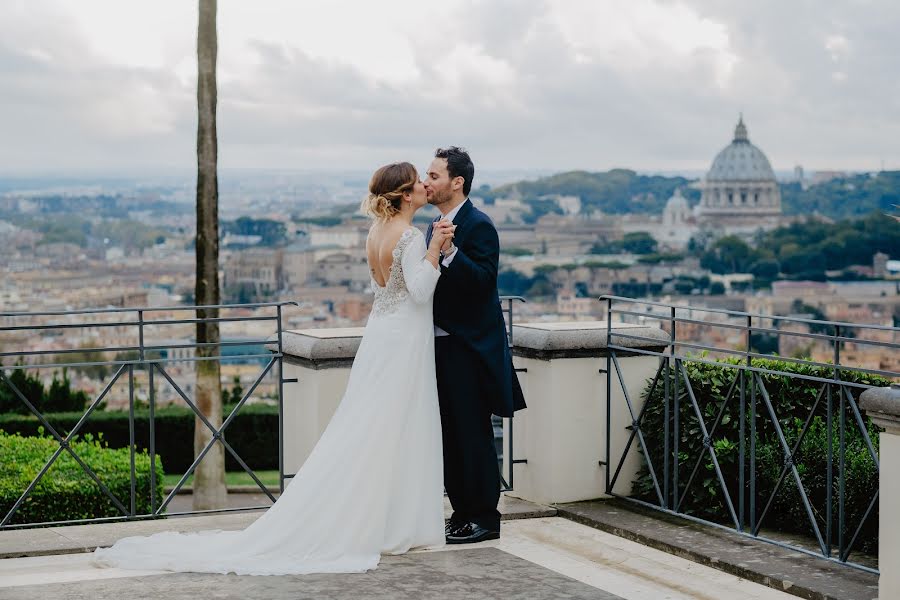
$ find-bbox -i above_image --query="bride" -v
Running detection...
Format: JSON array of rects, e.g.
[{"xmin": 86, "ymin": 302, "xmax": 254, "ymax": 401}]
[{"xmin": 92, "ymin": 162, "xmax": 456, "ymax": 575}]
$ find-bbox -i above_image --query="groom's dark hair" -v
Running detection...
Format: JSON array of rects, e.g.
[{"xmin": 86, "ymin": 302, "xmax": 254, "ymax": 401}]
[{"xmin": 435, "ymin": 146, "xmax": 474, "ymax": 196}]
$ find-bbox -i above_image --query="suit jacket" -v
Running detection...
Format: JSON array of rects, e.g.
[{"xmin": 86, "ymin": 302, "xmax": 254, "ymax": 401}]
[{"xmin": 427, "ymin": 200, "xmax": 526, "ymax": 417}]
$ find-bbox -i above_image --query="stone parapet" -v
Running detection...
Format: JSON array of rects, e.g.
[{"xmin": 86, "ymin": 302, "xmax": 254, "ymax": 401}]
[
  {"xmin": 860, "ymin": 383, "xmax": 900, "ymax": 599},
  {"xmin": 270, "ymin": 321, "xmax": 668, "ymax": 506},
  {"xmin": 860, "ymin": 383, "xmax": 900, "ymax": 434},
  {"xmin": 503, "ymin": 321, "xmax": 666, "ymax": 505},
  {"xmin": 267, "ymin": 327, "xmax": 363, "ymax": 369},
  {"xmin": 271, "ymin": 321, "xmax": 671, "ymax": 364},
  {"xmin": 511, "ymin": 321, "xmax": 669, "ymax": 360}
]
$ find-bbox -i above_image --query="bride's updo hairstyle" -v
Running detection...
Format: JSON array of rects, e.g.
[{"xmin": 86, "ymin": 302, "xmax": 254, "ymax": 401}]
[{"xmin": 361, "ymin": 162, "xmax": 418, "ymax": 220}]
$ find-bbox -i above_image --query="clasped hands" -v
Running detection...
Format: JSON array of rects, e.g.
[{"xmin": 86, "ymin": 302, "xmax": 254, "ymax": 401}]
[{"xmin": 428, "ymin": 219, "xmax": 456, "ymax": 260}]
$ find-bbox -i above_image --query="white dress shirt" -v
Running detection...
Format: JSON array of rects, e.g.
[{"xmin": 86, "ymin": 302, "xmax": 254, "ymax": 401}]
[{"xmin": 434, "ymin": 199, "xmax": 468, "ymax": 337}]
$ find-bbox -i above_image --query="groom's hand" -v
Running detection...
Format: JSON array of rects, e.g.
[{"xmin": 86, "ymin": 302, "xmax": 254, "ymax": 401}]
[{"xmin": 435, "ymin": 221, "xmax": 455, "ymax": 253}]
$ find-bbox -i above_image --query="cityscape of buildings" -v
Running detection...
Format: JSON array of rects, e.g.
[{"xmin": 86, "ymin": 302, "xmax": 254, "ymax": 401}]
[{"xmin": 2, "ymin": 117, "xmax": 898, "ymax": 409}]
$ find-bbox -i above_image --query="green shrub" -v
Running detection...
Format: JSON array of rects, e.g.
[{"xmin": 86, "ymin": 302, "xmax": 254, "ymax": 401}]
[
  {"xmin": 0, "ymin": 368, "xmax": 89, "ymax": 415},
  {"xmin": 0, "ymin": 431, "xmax": 164, "ymax": 525},
  {"xmin": 0, "ymin": 403, "xmax": 278, "ymax": 475},
  {"xmin": 631, "ymin": 357, "xmax": 885, "ymax": 556}
]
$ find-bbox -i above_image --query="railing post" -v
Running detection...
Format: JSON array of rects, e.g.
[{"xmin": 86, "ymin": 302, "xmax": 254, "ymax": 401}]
[
  {"xmin": 837, "ymin": 325, "xmax": 846, "ymax": 559},
  {"xmin": 128, "ymin": 364, "xmax": 136, "ymax": 517},
  {"xmin": 671, "ymin": 305, "xmax": 679, "ymax": 507},
  {"xmin": 749, "ymin": 342, "xmax": 757, "ymax": 534},
  {"xmin": 739, "ymin": 314, "xmax": 751, "ymax": 532},
  {"xmin": 605, "ymin": 300, "xmax": 613, "ymax": 495},
  {"xmin": 828, "ymin": 322, "xmax": 841, "ymax": 557},
  {"xmin": 501, "ymin": 296, "xmax": 526, "ymax": 492},
  {"xmin": 277, "ymin": 305, "xmax": 285, "ymax": 493},
  {"xmin": 860, "ymin": 384, "xmax": 900, "ymax": 598},
  {"xmin": 148, "ymin": 360, "xmax": 157, "ymax": 514},
  {"xmin": 663, "ymin": 331, "xmax": 670, "ymax": 509}
]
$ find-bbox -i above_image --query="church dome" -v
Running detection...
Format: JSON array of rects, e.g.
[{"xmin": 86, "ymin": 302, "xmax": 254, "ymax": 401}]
[
  {"xmin": 665, "ymin": 188, "xmax": 689, "ymax": 211},
  {"xmin": 706, "ymin": 116, "xmax": 776, "ymax": 182}
]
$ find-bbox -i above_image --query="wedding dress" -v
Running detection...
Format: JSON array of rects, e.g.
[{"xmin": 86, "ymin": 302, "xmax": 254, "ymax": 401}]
[{"xmin": 92, "ymin": 227, "xmax": 445, "ymax": 575}]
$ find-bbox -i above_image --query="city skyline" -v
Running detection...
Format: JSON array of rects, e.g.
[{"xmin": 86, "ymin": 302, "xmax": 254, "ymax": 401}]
[{"xmin": 1, "ymin": 1, "xmax": 899, "ymax": 174}]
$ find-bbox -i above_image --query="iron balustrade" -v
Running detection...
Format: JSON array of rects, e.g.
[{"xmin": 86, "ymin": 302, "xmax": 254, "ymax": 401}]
[
  {"xmin": 0, "ymin": 302, "xmax": 298, "ymax": 529},
  {"xmin": 601, "ymin": 295, "xmax": 897, "ymax": 575},
  {"xmin": 498, "ymin": 296, "xmax": 528, "ymax": 491}
]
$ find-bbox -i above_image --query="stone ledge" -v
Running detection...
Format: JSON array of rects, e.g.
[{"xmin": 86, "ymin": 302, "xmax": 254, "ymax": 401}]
[
  {"xmin": 860, "ymin": 384, "xmax": 900, "ymax": 434},
  {"xmin": 266, "ymin": 327, "xmax": 364, "ymax": 369},
  {"xmin": 511, "ymin": 322, "xmax": 668, "ymax": 360},
  {"xmin": 269, "ymin": 322, "xmax": 670, "ymax": 366},
  {"xmin": 556, "ymin": 498, "xmax": 878, "ymax": 600}
]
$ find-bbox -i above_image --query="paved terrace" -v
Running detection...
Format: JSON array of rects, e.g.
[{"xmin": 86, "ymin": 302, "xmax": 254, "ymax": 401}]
[{"xmin": 0, "ymin": 498, "xmax": 835, "ymax": 600}]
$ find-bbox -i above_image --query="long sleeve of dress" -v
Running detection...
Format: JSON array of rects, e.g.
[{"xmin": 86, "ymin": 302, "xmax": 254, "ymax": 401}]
[{"xmin": 401, "ymin": 229, "xmax": 441, "ymax": 304}]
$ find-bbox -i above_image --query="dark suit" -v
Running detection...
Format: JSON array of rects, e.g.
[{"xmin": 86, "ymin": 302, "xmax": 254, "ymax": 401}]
[{"xmin": 426, "ymin": 199, "xmax": 526, "ymax": 531}]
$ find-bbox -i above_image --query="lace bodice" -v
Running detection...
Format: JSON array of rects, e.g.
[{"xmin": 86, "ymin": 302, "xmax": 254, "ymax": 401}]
[{"xmin": 371, "ymin": 228, "xmax": 439, "ymax": 317}]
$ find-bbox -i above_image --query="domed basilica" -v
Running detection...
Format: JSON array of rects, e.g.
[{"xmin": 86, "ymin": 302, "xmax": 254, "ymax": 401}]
[
  {"xmin": 653, "ymin": 116, "xmax": 783, "ymax": 249},
  {"xmin": 696, "ymin": 115, "xmax": 782, "ymax": 229}
]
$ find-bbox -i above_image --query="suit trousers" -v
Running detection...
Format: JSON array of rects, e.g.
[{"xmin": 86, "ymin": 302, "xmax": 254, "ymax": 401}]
[{"xmin": 435, "ymin": 335, "xmax": 501, "ymax": 531}]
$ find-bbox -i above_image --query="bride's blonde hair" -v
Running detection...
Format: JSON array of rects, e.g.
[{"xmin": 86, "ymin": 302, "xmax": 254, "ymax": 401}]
[{"xmin": 361, "ymin": 162, "xmax": 418, "ymax": 220}]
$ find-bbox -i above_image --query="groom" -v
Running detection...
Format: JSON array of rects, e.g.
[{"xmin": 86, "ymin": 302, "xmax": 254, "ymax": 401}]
[{"xmin": 424, "ymin": 147, "xmax": 526, "ymax": 544}]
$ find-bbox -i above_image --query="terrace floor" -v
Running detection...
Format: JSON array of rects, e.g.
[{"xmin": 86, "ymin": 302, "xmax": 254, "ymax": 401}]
[{"xmin": 0, "ymin": 496, "xmax": 814, "ymax": 600}]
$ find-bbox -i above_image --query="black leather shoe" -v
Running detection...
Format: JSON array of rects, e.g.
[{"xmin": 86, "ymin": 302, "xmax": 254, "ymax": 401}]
[
  {"xmin": 445, "ymin": 520, "xmax": 462, "ymax": 536},
  {"xmin": 445, "ymin": 522, "xmax": 500, "ymax": 544}
]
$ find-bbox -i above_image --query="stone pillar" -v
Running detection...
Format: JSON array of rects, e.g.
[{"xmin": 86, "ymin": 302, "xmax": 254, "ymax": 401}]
[
  {"xmin": 271, "ymin": 328, "xmax": 363, "ymax": 476},
  {"xmin": 860, "ymin": 383, "xmax": 900, "ymax": 597},
  {"xmin": 505, "ymin": 322, "xmax": 668, "ymax": 505}
]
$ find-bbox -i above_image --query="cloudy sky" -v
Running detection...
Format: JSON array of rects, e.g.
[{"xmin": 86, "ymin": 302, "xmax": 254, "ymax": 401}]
[{"xmin": 2, "ymin": 0, "xmax": 898, "ymax": 175}]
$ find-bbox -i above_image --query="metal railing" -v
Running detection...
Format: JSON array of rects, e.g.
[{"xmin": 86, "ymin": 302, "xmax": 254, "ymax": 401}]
[
  {"xmin": 1, "ymin": 296, "xmax": 529, "ymax": 529},
  {"xmin": 601, "ymin": 295, "xmax": 897, "ymax": 574},
  {"xmin": 0, "ymin": 302, "xmax": 297, "ymax": 529},
  {"xmin": 498, "ymin": 295, "xmax": 527, "ymax": 491}
]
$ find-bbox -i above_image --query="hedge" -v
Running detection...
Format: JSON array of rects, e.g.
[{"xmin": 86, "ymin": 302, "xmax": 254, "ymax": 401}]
[
  {"xmin": 0, "ymin": 431, "xmax": 165, "ymax": 525},
  {"xmin": 0, "ymin": 403, "xmax": 278, "ymax": 475},
  {"xmin": 632, "ymin": 357, "xmax": 885, "ymax": 556},
  {"xmin": 0, "ymin": 367, "xmax": 89, "ymax": 415}
]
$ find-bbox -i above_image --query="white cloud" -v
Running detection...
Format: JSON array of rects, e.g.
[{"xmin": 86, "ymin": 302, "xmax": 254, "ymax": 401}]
[
  {"xmin": 430, "ymin": 42, "xmax": 520, "ymax": 108},
  {"xmin": 218, "ymin": 1, "xmax": 427, "ymax": 86},
  {"xmin": 0, "ymin": 0, "xmax": 898, "ymax": 172},
  {"xmin": 825, "ymin": 34, "xmax": 850, "ymax": 62},
  {"xmin": 548, "ymin": 0, "xmax": 736, "ymax": 82}
]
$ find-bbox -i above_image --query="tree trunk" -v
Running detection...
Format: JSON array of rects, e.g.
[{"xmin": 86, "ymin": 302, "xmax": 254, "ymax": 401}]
[{"xmin": 193, "ymin": 0, "xmax": 226, "ymax": 510}]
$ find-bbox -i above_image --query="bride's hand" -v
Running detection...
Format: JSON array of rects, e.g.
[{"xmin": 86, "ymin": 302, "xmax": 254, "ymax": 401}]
[
  {"xmin": 429, "ymin": 222, "xmax": 455, "ymax": 254},
  {"xmin": 426, "ymin": 222, "xmax": 454, "ymax": 266}
]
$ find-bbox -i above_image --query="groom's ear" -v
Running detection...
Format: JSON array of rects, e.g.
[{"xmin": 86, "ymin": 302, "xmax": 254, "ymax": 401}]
[{"xmin": 451, "ymin": 175, "xmax": 464, "ymax": 191}]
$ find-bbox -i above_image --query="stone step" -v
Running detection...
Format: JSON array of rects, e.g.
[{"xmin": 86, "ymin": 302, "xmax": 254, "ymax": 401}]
[{"xmin": 556, "ymin": 498, "xmax": 878, "ymax": 600}]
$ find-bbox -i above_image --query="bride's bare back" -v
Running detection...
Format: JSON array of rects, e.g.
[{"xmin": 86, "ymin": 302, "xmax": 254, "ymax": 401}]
[{"xmin": 366, "ymin": 219, "xmax": 410, "ymax": 287}]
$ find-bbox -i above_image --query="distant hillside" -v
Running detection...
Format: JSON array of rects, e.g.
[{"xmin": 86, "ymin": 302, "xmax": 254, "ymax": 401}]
[
  {"xmin": 479, "ymin": 169, "xmax": 699, "ymax": 215},
  {"xmin": 482, "ymin": 169, "xmax": 900, "ymax": 220},
  {"xmin": 780, "ymin": 171, "xmax": 900, "ymax": 219}
]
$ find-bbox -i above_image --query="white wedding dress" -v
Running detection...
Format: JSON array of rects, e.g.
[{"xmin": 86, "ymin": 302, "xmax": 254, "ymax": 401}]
[{"xmin": 92, "ymin": 227, "xmax": 445, "ymax": 575}]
